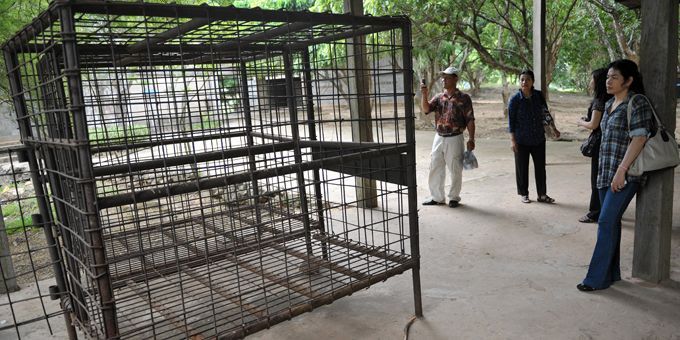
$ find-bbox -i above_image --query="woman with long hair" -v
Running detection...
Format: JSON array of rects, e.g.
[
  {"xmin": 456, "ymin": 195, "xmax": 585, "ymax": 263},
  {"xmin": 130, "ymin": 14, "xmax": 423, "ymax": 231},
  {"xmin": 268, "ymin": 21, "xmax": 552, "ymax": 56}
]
[
  {"xmin": 576, "ymin": 68, "xmax": 613, "ymax": 223},
  {"xmin": 578, "ymin": 59, "xmax": 654, "ymax": 292}
]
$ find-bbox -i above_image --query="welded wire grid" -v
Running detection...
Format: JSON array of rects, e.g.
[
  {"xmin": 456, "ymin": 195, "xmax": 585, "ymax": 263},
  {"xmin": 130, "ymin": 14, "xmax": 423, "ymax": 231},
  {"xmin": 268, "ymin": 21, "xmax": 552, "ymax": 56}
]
[
  {"xmin": 2, "ymin": 1, "xmax": 417, "ymax": 339},
  {"xmin": 0, "ymin": 147, "xmax": 68, "ymax": 339}
]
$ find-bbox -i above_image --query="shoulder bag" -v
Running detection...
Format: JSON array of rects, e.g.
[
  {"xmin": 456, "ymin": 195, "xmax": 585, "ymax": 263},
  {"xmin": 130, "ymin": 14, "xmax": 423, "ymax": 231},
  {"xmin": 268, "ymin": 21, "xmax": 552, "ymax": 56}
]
[
  {"xmin": 626, "ymin": 94, "xmax": 680, "ymax": 176},
  {"xmin": 580, "ymin": 129, "xmax": 601, "ymax": 157}
]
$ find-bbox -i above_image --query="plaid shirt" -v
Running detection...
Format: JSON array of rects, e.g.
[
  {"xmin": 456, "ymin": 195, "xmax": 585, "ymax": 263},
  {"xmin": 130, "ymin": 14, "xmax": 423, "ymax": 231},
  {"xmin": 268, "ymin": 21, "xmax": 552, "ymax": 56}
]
[
  {"xmin": 426, "ymin": 90, "xmax": 475, "ymax": 136},
  {"xmin": 596, "ymin": 93, "xmax": 654, "ymax": 189}
]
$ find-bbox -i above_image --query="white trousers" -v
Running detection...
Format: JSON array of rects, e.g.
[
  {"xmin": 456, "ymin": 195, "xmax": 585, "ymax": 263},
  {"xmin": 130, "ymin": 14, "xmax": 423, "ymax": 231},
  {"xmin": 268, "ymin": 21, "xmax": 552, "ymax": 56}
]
[{"xmin": 428, "ymin": 133, "xmax": 464, "ymax": 203}]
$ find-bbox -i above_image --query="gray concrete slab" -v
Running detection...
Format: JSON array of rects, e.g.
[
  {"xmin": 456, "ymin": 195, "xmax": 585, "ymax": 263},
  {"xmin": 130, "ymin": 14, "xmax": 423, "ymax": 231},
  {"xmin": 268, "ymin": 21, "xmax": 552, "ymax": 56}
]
[
  {"xmin": 250, "ymin": 133, "xmax": 680, "ymax": 340},
  {"xmin": 3, "ymin": 133, "xmax": 679, "ymax": 339}
]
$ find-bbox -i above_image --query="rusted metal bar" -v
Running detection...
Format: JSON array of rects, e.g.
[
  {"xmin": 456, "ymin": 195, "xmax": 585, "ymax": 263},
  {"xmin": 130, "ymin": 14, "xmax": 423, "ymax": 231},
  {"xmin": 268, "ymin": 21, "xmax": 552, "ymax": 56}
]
[
  {"xmin": 97, "ymin": 144, "xmax": 409, "ymax": 209},
  {"xmin": 313, "ymin": 234, "xmax": 411, "ymax": 264},
  {"xmin": 2, "ymin": 2, "xmax": 417, "ymax": 338},
  {"xmin": 159, "ymin": 219, "xmax": 320, "ymax": 300},
  {"xmin": 219, "ymin": 262, "xmax": 414, "ymax": 339},
  {"xmin": 58, "ymin": 5, "xmax": 118, "ymax": 337},
  {"xmin": 181, "ymin": 266, "xmax": 267, "ymax": 319},
  {"xmin": 400, "ymin": 20, "xmax": 423, "ymax": 318},
  {"xmin": 69, "ymin": 1, "xmax": 408, "ymax": 27},
  {"xmin": 301, "ymin": 49, "xmax": 327, "ymax": 253},
  {"xmin": 3, "ymin": 43, "xmax": 79, "ymax": 340},
  {"xmin": 90, "ymin": 130, "xmax": 249, "ymax": 154},
  {"xmin": 125, "ymin": 280, "xmax": 205, "ymax": 340},
  {"xmin": 283, "ymin": 49, "xmax": 314, "ymax": 256},
  {"xmin": 223, "ymin": 253, "xmax": 318, "ymax": 300},
  {"xmin": 92, "ymin": 141, "xmax": 295, "ymax": 177},
  {"xmin": 238, "ymin": 60, "xmax": 265, "ymax": 239},
  {"xmin": 109, "ymin": 228, "xmax": 308, "ymax": 286},
  {"xmin": 118, "ymin": 17, "xmax": 212, "ymax": 63},
  {"xmin": 215, "ymin": 209, "xmax": 365, "ymax": 280},
  {"xmin": 267, "ymin": 243, "xmax": 368, "ymax": 280}
]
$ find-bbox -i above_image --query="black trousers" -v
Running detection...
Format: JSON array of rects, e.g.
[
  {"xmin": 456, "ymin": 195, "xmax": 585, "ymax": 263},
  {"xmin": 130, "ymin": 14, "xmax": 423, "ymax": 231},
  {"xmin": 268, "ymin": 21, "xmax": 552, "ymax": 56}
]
[
  {"xmin": 587, "ymin": 152, "xmax": 601, "ymax": 219},
  {"xmin": 514, "ymin": 142, "xmax": 546, "ymax": 196}
]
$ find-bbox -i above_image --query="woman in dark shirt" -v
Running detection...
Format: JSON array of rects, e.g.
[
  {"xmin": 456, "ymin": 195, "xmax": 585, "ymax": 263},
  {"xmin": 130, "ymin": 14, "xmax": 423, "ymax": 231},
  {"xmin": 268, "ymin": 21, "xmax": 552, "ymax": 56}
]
[
  {"xmin": 576, "ymin": 68, "xmax": 612, "ymax": 223},
  {"xmin": 508, "ymin": 70, "xmax": 561, "ymax": 204},
  {"xmin": 577, "ymin": 59, "xmax": 654, "ymax": 292}
]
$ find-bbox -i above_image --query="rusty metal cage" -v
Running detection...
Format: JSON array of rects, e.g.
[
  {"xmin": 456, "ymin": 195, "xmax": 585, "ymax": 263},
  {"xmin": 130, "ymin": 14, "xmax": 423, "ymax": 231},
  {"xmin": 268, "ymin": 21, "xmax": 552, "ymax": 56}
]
[{"xmin": 2, "ymin": 1, "xmax": 421, "ymax": 338}]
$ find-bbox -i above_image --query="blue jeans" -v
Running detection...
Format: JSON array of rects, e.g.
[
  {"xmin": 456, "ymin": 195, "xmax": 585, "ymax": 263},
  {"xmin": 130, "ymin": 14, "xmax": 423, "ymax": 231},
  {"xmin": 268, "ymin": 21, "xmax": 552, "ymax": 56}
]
[{"xmin": 582, "ymin": 182, "xmax": 639, "ymax": 289}]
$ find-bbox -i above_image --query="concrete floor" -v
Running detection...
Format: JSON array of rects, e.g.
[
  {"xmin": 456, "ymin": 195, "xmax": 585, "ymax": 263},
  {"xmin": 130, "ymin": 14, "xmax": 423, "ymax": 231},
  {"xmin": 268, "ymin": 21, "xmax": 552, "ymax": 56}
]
[
  {"xmin": 3, "ymin": 133, "xmax": 679, "ymax": 339},
  {"xmin": 250, "ymin": 133, "xmax": 680, "ymax": 340}
]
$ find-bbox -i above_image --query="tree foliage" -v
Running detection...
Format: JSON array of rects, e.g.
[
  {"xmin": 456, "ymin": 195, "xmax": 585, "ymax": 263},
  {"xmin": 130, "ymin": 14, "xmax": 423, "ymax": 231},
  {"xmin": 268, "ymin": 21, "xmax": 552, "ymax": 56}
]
[{"xmin": 0, "ymin": 0, "xmax": 643, "ymax": 104}]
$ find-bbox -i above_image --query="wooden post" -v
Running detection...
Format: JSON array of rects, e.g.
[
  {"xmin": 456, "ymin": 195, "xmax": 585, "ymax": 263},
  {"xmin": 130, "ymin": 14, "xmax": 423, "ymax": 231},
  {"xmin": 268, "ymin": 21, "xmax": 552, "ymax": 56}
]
[
  {"xmin": 532, "ymin": 0, "xmax": 547, "ymax": 96},
  {"xmin": 0, "ymin": 205, "xmax": 20, "ymax": 293},
  {"xmin": 632, "ymin": 0, "xmax": 678, "ymax": 283},
  {"xmin": 344, "ymin": 0, "xmax": 377, "ymax": 208}
]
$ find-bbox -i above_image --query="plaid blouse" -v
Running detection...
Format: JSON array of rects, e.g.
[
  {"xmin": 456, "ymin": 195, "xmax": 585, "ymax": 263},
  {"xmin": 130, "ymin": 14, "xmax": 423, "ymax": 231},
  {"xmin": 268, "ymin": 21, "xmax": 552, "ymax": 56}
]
[
  {"xmin": 426, "ymin": 90, "xmax": 475, "ymax": 136},
  {"xmin": 596, "ymin": 93, "xmax": 654, "ymax": 189}
]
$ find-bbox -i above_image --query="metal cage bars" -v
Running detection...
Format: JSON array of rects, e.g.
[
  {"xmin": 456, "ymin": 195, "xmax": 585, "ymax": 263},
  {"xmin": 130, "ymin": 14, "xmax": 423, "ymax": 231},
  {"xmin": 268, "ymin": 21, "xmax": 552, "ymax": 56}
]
[{"xmin": 2, "ymin": 1, "xmax": 421, "ymax": 339}]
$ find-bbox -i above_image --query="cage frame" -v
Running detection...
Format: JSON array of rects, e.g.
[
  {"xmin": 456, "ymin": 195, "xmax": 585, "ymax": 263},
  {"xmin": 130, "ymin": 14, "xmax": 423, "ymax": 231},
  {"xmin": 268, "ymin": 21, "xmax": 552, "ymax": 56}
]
[{"xmin": 2, "ymin": 1, "xmax": 422, "ymax": 339}]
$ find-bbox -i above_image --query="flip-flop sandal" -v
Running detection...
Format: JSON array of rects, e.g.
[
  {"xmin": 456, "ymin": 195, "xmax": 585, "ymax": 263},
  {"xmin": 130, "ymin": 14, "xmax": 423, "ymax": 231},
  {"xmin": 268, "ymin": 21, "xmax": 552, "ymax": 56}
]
[
  {"xmin": 578, "ymin": 215, "xmax": 596, "ymax": 223},
  {"xmin": 537, "ymin": 195, "xmax": 555, "ymax": 203}
]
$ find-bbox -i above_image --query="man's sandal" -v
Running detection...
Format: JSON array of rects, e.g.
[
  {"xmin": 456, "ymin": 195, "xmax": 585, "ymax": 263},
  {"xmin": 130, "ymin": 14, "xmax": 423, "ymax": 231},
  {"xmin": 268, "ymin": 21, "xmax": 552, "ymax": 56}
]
[{"xmin": 537, "ymin": 195, "xmax": 555, "ymax": 203}]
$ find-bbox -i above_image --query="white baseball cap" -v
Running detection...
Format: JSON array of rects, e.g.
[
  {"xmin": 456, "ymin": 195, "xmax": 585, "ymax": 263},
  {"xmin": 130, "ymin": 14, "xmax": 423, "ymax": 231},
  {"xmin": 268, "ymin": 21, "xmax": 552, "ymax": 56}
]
[{"xmin": 440, "ymin": 66, "xmax": 459, "ymax": 76}]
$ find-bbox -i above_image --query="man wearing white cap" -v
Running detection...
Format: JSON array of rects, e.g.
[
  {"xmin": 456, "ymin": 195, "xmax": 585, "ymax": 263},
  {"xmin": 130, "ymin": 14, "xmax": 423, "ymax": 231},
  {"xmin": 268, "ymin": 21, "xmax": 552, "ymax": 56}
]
[{"xmin": 421, "ymin": 66, "xmax": 476, "ymax": 208}]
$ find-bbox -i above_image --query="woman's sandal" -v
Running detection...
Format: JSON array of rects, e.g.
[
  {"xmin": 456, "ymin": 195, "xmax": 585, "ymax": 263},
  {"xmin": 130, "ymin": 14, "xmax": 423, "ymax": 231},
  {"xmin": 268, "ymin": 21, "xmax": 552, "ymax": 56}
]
[
  {"xmin": 578, "ymin": 215, "xmax": 597, "ymax": 223},
  {"xmin": 577, "ymin": 283, "xmax": 596, "ymax": 292},
  {"xmin": 537, "ymin": 195, "xmax": 555, "ymax": 203}
]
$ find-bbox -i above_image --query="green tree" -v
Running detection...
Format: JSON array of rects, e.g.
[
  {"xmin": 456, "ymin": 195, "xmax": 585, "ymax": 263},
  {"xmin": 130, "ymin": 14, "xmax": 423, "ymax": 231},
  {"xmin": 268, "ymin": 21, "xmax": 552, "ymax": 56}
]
[
  {"xmin": 553, "ymin": 0, "xmax": 640, "ymax": 92},
  {"xmin": 0, "ymin": 0, "xmax": 51, "ymax": 103}
]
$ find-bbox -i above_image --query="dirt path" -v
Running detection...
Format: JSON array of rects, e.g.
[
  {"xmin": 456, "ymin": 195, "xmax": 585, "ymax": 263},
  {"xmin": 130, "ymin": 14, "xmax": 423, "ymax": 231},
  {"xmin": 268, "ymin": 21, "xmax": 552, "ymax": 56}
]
[{"xmin": 418, "ymin": 87, "xmax": 680, "ymax": 143}]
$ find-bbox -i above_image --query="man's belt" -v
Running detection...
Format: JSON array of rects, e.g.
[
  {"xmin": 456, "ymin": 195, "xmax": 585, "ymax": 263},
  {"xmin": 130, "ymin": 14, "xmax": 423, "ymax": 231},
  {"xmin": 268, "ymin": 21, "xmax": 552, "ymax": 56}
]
[{"xmin": 438, "ymin": 131, "xmax": 463, "ymax": 137}]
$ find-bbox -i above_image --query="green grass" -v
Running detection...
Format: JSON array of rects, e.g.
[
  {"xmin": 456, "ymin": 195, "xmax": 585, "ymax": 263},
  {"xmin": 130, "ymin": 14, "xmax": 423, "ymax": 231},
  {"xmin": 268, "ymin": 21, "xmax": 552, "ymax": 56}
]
[
  {"xmin": 3, "ymin": 216, "xmax": 33, "ymax": 235},
  {"xmin": 192, "ymin": 118, "xmax": 221, "ymax": 130},
  {"xmin": 88, "ymin": 124, "xmax": 150, "ymax": 145},
  {"xmin": 2, "ymin": 200, "xmax": 37, "ymax": 235},
  {"xmin": 1, "ymin": 184, "xmax": 38, "ymax": 236},
  {"xmin": 1, "ymin": 201, "xmax": 21, "ymax": 217}
]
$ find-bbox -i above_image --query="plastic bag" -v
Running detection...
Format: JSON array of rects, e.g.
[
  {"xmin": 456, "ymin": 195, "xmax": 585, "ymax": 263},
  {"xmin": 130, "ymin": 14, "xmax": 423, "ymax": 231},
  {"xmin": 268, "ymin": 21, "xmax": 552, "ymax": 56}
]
[{"xmin": 463, "ymin": 150, "xmax": 478, "ymax": 170}]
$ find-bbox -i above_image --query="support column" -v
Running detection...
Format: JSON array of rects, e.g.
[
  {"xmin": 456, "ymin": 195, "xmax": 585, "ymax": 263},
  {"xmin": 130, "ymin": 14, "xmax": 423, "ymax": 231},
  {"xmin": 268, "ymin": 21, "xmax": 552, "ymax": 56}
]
[
  {"xmin": 240, "ymin": 61, "xmax": 263, "ymax": 228},
  {"xmin": 302, "ymin": 49, "xmax": 329, "ymax": 259},
  {"xmin": 632, "ymin": 0, "xmax": 678, "ymax": 283},
  {"xmin": 283, "ymin": 50, "xmax": 314, "ymax": 255},
  {"xmin": 59, "ymin": 5, "xmax": 118, "ymax": 337},
  {"xmin": 532, "ymin": 0, "xmax": 547, "ymax": 95},
  {"xmin": 344, "ymin": 0, "xmax": 377, "ymax": 208},
  {"xmin": 401, "ymin": 20, "xmax": 423, "ymax": 318}
]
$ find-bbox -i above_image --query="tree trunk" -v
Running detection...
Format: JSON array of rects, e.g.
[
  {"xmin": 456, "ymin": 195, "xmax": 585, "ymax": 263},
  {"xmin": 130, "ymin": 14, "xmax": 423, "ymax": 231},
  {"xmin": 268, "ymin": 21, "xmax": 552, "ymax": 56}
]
[
  {"xmin": 587, "ymin": 1, "xmax": 617, "ymax": 61},
  {"xmin": 609, "ymin": 9, "xmax": 638, "ymax": 61},
  {"xmin": 502, "ymin": 72, "xmax": 510, "ymax": 118}
]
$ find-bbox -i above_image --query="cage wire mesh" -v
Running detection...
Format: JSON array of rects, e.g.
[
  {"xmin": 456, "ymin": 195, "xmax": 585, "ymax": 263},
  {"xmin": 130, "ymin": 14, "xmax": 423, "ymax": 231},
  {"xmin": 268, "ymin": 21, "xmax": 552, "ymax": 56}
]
[
  {"xmin": 0, "ymin": 145, "xmax": 74, "ymax": 340},
  {"xmin": 2, "ymin": 1, "xmax": 421, "ymax": 339}
]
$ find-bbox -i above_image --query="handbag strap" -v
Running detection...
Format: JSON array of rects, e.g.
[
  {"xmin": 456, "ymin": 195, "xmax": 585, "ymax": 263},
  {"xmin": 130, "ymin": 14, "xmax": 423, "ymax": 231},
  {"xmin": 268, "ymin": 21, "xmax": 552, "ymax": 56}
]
[{"xmin": 626, "ymin": 94, "xmax": 665, "ymax": 132}]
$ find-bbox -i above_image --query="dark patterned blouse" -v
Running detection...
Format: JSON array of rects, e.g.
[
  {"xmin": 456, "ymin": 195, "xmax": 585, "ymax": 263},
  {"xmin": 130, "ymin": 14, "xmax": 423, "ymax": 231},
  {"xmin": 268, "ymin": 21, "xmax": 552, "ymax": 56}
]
[{"xmin": 508, "ymin": 89, "xmax": 548, "ymax": 146}]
